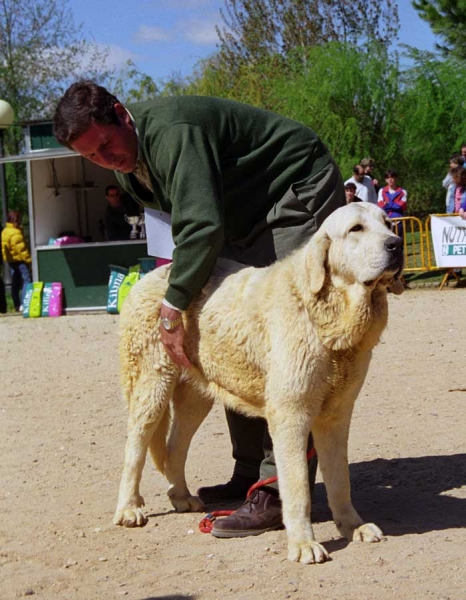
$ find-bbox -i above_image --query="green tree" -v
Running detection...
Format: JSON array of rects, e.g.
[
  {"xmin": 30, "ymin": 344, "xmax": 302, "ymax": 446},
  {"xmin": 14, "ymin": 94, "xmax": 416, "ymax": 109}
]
[
  {"xmin": 216, "ymin": 0, "xmax": 400, "ymax": 73},
  {"xmin": 413, "ymin": 0, "xmax": 466, "ymax": 58},
  {"xmin": 0, "ymin": 0, "xmax": 109, "ymax": 214}
]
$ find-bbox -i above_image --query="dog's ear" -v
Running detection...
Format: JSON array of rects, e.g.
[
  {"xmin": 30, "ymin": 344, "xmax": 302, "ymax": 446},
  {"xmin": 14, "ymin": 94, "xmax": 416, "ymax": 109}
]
[{"xmin": 307, "ymin": 230, "xmax": 330, "ymax": 294}]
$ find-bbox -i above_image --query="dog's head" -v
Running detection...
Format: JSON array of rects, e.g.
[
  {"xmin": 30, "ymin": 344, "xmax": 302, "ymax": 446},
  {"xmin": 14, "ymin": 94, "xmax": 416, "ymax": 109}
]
[{"xmin": 307, "ymin": 202, "xmax": 404, "ymax": 295}]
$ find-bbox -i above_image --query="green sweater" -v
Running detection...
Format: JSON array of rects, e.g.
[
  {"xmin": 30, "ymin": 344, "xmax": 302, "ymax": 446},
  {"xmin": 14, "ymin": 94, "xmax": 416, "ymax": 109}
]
[{"xmin": 115, "ymin": 96, "xmax": 332, "ymax": 309}]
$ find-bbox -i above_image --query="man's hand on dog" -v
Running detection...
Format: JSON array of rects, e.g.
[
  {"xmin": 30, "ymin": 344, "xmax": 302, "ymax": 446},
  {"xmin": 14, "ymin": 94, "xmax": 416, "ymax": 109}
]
[{"xmin": 159, "ymin": 304, "xmax": 191, "ymax": 368}]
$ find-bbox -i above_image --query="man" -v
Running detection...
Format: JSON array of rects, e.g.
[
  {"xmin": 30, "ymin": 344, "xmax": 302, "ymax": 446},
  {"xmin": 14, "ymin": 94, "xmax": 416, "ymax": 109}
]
[
  {"xmin": 104, "ymin": 185, "xmax": 140, "ymax": 241},
  {"xmin": 360, "ymin": 157, "xmax": 379, "ymax": 193},
  {"xmin": 344, "ymin": 182, "xmax": 363, "ymax": 203},
  {"xmin": 53, "ymin": 81, "xmax": 345, "ymax": 538},
  {"xmin": 345, "ymin": 164, "xmax": 377, "ymax": 204}
]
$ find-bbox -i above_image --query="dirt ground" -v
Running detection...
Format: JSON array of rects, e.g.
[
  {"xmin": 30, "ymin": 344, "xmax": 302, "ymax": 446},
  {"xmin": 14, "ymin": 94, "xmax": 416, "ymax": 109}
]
[{"xmin": 1, "ymin": 288, "xmax": 466, "ymax": 600}]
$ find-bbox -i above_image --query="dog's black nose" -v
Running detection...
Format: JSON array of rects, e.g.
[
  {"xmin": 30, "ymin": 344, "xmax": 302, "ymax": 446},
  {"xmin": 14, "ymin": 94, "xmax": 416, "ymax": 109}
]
[{"xmin": 384, "ymin": 236, "xmax": 403, "ymax": 253}]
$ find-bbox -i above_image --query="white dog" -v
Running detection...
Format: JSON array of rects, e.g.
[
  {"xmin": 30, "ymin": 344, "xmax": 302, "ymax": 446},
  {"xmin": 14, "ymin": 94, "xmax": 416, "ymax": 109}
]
[{"xmin": 114, "ymin": 202, "xmax": 404, "ymax": 564}]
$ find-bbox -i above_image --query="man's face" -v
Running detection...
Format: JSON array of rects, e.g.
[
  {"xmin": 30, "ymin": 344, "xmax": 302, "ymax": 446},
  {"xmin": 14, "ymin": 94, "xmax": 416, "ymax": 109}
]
[
  {"xmin": 461, "ymin": 146, "xmax": 466, "ymax": 159},
  {"xmin": 71, "ymin": 104, "xmax": 138, "ymax": 173},
  {"xmin": 345, "ymin": 188, "xmax": 356, "ymax": 203},
  {"xmin": 106, "ymin": 188, "xmax": 121, "ymax": 208},
  {"xmin": 354, "ymin": 168, "xmax": 365, "ymax": 182}
]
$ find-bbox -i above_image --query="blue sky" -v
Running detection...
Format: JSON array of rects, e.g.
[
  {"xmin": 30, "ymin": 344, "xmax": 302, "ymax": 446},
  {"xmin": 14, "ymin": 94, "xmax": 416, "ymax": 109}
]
[{"xmin": 69, "ymin": 0, "xmax": 440, "ymax": 83}]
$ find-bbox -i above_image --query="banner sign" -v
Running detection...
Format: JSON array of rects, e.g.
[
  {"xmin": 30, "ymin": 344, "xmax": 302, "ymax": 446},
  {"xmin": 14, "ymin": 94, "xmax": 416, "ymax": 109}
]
[
  {"xmin": 144, "ymin": 208, "xmax": 174, "ymax": 259},
  {"xmin": 431, "ymin": 215, "xmax": 466, "ymax": 267}
]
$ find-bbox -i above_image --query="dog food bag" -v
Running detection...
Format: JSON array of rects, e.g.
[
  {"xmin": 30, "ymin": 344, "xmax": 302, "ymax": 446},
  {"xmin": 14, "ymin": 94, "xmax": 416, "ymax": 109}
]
[
  {"xmin": 48, "ymin": 283, "xmax": 63, "ymax": 317},
  {"xmin": 107, "ymin": 265, "xmax": 128, "ymax": 314},
  {"xmin": 139, "ymin": 257, "xmax": 156, "ymax": 278},
  {"xmin": 117, "ymin": 271, "xmax": 140, "ymax": 313},
  {"xmin": 41, "ymin": 283, "xmax": 53, "ymax": 317},
  {"xmin": 23, "ymin": 282, "xmax": 44, "ymax": 318}
]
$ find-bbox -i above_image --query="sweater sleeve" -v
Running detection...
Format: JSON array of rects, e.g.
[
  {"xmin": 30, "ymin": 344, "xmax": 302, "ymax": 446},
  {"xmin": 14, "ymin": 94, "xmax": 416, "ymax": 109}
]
[{"xmin": 152, "ymin": 124, "xmax": 225, "ymax": 310}]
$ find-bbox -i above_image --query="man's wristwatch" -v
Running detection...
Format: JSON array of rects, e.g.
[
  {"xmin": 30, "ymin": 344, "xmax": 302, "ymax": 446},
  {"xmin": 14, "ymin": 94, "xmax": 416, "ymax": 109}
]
[{"xmin": 160, "ymin": 315, "xmax": 183, "ymax": 331}]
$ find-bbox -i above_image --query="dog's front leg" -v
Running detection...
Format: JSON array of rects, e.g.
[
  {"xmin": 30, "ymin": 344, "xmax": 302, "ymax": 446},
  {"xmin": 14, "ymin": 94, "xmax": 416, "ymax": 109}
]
[
  {"xmin": 268, "ymin": 408, "xmax": 329, "ymax": 564},
  {"xmin": 313, "ymin": 382, "xmax": 383, "ymax": 544}
]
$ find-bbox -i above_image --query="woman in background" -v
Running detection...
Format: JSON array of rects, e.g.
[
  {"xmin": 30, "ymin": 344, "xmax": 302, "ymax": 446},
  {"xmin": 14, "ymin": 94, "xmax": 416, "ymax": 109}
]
[{"xmin": 1, "ymin": 210, "xmax": 32, "ymax": 311}]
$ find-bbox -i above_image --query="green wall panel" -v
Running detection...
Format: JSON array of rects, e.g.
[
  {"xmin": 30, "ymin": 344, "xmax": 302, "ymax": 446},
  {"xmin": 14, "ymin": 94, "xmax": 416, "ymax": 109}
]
[{"xmin": 37, "ymin": 243, "xmax": 150, "ymax": 309}]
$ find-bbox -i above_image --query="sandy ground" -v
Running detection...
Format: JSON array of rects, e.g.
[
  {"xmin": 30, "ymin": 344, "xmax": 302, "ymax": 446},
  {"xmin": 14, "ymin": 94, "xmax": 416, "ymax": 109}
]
[{"xmin": 1, "ymin": 288, "xmax": 466, "ymax": 600}]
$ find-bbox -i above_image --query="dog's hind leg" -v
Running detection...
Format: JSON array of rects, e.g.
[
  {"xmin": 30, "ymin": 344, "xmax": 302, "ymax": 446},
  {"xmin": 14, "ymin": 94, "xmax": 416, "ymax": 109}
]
[
  {"xmin": 162, "ymin": 381, "xmax": 213, "ymax": 512},
  {"xmin": 114, "ymin": 375, "xmax": 176, "ymax": 528}
]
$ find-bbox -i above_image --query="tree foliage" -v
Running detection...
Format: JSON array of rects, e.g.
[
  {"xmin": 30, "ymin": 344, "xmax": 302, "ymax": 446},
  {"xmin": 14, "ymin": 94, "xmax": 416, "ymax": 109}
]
[
  {"xmin": 216, "ymin": 0, "xmax": 400, "ymax": 72},
  {"xmin": 413, "ymin": 0, "xmax": 466, "ymax": 59}
]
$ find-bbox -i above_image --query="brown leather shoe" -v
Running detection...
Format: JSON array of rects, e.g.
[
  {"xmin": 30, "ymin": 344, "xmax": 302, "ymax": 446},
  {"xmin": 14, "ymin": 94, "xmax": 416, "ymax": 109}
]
[{"xmin": 211, "ymin": 489, "xmax": 283, "ymax": 538}]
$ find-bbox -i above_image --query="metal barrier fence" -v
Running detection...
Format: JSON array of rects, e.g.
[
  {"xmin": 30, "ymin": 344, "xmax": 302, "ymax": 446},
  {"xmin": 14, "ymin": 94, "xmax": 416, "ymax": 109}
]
[{"xmin": 391, "ymin": 214, "xmax": 462, "ymax": 289}]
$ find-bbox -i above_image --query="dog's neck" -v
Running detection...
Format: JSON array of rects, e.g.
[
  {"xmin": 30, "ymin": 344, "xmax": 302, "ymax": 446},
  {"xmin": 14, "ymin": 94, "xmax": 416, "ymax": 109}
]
[{"xmin": 307, "ymin": 281, "xmax": 389, "ymax": 352}]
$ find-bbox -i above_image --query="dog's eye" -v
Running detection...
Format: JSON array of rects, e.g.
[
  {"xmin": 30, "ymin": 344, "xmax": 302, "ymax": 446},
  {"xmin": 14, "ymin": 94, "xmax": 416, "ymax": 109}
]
[
  {"xmin": 349, "ymin": 224, "xmax": 363, "ymax": 232},
  {"xmin": 385, "ymin": 221, "xmax": 392, "ymax": 230}
]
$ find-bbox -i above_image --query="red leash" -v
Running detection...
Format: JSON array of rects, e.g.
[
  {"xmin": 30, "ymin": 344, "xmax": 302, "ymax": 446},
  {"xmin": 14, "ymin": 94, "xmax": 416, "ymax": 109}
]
[{"xmin": 199, "ymin": 447, "xmax": 316, "ymax": 533}]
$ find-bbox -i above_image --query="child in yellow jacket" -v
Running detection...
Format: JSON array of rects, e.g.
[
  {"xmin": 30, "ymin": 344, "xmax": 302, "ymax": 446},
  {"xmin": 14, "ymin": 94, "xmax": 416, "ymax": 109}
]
[{"xmin": 1, "ymin": 210, "xmax": 32, "ymax": 311}]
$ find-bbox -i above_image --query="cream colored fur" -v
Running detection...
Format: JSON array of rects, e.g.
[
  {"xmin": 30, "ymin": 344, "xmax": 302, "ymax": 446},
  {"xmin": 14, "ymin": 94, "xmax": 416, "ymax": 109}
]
[{"xmin": 114, "ymin": 202, "xmax": 404, "ymax": 564}]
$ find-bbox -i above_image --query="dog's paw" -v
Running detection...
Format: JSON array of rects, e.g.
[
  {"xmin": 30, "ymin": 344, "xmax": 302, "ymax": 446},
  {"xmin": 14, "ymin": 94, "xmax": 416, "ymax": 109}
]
[
  {"xmin": 171, "ymin": 495, "xmax": 205, "ymax": 513},
  {"xmin": 352, "ymin": 522, "xmax": 384, "ymax": 543},
  {"xmin": 287, "ymin": 541, "xmax": 330, "ymax": 564},
  {"xmin": 113, "ymin": 507, "xmax": 148, "ymax": 527}
]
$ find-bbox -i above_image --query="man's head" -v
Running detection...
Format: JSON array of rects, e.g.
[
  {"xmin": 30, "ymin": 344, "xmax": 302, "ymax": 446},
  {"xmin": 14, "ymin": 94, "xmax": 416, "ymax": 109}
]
[
  {"xmin": 460, "ymin": 144, "xmax": 466, "ymax": 159},
  {"xmin": 384, "ymin": 170, "xmax": 398, "ymax": 186},
  {"xmin": 53, "ymin": 81, "xmax": 138, "ymax": 173},
  {"xmin": 105, "ymin": 185, "xmax": 122, "ymax": 208},
  {"xmin": 344, "ymin": 182, "xmax": 358, "ymax": 203},
  {"xmin": 352, "ymin": 165, "xmax": 365, "ymax": 182}
]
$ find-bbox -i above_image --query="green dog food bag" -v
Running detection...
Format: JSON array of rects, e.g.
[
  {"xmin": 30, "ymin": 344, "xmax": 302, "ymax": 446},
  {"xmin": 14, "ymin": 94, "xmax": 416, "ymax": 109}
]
[
  {"xmin": 107, "ymin": 265, "xmax": 128, "ymax": 314},
  {"xmin": 117, "ymin": 271, "xmax": 140, "ymax": 313},
  {"xmin": 23, "ymin": 282, "xmax": 43, "ymax": 318}
]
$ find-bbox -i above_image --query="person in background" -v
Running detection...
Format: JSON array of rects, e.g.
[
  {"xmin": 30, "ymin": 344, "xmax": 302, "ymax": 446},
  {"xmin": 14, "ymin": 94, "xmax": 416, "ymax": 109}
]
[
  {"xmin": 443, "ymin": 154, "xmax": 465, "ymax": 214},
  {"xmin": 1, "ymin": 210, "xmax": 32, "ymax": 312},
  {"xmin": 344, "ymin": 182, "xmax": 363, "ymax": 203},
  {"xmin": 344, "ymin": 164, "xmax": 377, "ymax": 204},
  {"xmin": 377, "ymin": 170, "xmax": 407, "ymax": 237},
  {"xmin": 53, "ymin": 80, "xmax": 346, "ymax": 540},
  {"xmin": 360, "ymin": 157, "xmax": 379, "ymax": 193},
  {"xmin": 460, "ymin": 144, "xmax": 466, "ymax": 162},
  {"xmin": 104, "ymin": 185, "xmax": 141, "ymax": 240},
  {"xmin": 451, "ymin": 166, "xmax": 466, "ymax": 215}
]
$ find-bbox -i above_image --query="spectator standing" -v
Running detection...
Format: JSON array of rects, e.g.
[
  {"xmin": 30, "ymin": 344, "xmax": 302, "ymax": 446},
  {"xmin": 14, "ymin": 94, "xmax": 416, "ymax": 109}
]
[
  {"xmin": 344, "ymin": 182, "xmax": 363, "ymax": 203},
  {"xmin": 451, "ymin": 166, "xmax": 466, "ymax": 214},
  {"xmin": 377, "ymin": 170, "xmax": 407, "ymax": 236},
  {"xmin": 1, "ymin": 210, "xmax": 32, "ymax": 311},
  {"xmin": 443, "ymin": 154, "xmax": 465, "ymax": 213},
  {"xmin": 345, "ymin": 165, "xmax": 377, "ymax": 204},
  {"xmin": 360, "ymin": 157, "xmax": 379, "ymax": 193}
]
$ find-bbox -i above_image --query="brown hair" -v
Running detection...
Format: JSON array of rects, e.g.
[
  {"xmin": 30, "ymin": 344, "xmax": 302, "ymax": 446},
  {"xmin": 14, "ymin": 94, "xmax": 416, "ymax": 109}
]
[
  {"xmin": 451, "ymin": 165, "xmax": 466, "ymax": 186},
  {"xmin": 53, "ymin": 80, "xmax": 120, "ymax": 149},
  {"xmin": 6, "ymin": 210, "xmax": 22, "ymax": 228}
]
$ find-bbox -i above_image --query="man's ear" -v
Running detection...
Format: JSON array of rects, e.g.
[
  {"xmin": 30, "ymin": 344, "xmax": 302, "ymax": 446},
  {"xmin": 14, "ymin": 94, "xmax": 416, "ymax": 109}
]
[
  {"xmin": 114, "ymin": 103, "xmax": 129, "ymax": 124},
  {"xmin": 307, "ymin": 230, "xmax": 330, "ymax": 295}
]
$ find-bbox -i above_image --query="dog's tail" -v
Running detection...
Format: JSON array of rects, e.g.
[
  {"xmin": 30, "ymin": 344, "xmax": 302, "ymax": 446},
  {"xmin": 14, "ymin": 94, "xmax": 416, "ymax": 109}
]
[{"xmin": 148, "ymin": 402, "xmax": 171, "ymax": 475}]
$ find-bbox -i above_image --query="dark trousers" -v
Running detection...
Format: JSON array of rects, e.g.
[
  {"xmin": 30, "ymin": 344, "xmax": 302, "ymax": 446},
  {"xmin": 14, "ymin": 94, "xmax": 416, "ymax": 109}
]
[
  {"xmin": 9, "ymin": 262, "xmax": 31, "ymax": 310},
  {"xmin": 0, "ymin": 275, "xmax": 6, "ymax": 313},
  {"xmin": 220, "ymin": 160, "xmax": 346, "ymax": 492}
]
